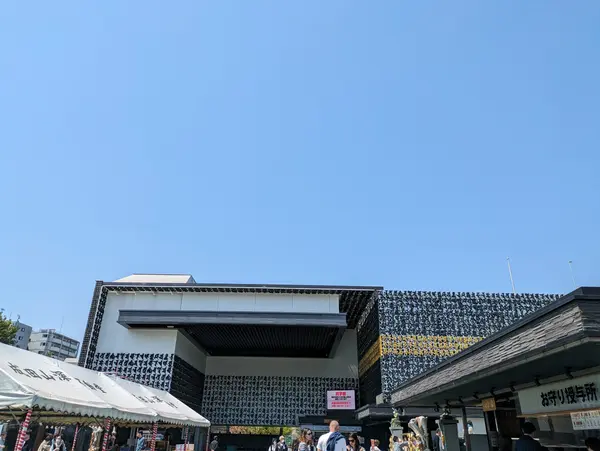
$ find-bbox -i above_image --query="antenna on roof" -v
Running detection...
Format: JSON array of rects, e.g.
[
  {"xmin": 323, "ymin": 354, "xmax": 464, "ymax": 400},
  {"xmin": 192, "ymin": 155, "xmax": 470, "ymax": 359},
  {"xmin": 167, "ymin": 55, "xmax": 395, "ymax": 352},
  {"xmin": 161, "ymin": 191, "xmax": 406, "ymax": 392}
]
[
  {"xmin": 568, "ymin": 260, "xmax": 577, "ymax": 289},
  {"xmin": 506, "ymin": 257, "xmax": 516, "ymax": 294}
]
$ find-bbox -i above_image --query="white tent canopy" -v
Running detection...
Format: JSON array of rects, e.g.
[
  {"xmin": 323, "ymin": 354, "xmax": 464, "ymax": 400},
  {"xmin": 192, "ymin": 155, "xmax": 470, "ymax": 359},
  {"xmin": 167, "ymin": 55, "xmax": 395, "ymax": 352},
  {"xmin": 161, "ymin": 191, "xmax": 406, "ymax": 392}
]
[
  {"xmin": 107, "ymin": 376, "xmax": 209, "ymax": 427},
  {"xmin": 0, "ymin": 343, "xmax": 210, "ymax": 427}
]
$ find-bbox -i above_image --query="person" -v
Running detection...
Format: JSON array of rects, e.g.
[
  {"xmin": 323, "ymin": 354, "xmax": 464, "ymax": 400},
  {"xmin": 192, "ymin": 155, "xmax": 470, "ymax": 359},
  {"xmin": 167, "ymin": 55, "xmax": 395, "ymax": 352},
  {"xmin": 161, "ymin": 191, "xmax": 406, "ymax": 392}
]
[
  {"xmin": 210, "ymin": 436, "xmax": 219, "ymax": 451},
  {"xmin": 278, "ymin": 436, "xmax": 288, "ymax": 451},
  {"xmin": 0, "ymin": 432, "xmax": 6, "ymax": 451},
  {"xmin": 347, "ymin": 434, "xmax": 364, "ymax": 451},
  {"xmin": 585, "ymin": 437, "xmax": 600, "ymax": 451},
  {"xmin": 22, "ymin": 433, "xmax": 34, "ymax": 451},
  {"xmin": 515, "ymin": 422, "xmax": 544, "ymax": 451},
  {"xmin": 392, "ymin": 436, "xmax": 409, "ymax": 451},
  {"xmin": 317, "ymin": 421, "xmax": 346, "ymax": 451},
  {"xmin": 298, "ymin": 429, "xmax": 315, "ymax": 451},
  {"xmin": 269, "ymin": 438, "xmax": 278, "ymax": 451},
  {"xmin": 39, "ymin": 434, "xmax": 54, "ymax": 451},
  {"xmin": 136, "ymin": 431, "xmax": 146, "ymax": 451},
  {"xmin": 51, "ymin": 435, "xmax": 67, "ymax": 451},
  {"xmin": 108, "ymin": 432, "xmax": 118, "ymax": 451},
  {"xmin": 433, "ymin": 430, "xmax": 444, "ymax": 451},
  {"xmin": 369, "ymin": 440, "xmax": 380, "ymax": 451}
]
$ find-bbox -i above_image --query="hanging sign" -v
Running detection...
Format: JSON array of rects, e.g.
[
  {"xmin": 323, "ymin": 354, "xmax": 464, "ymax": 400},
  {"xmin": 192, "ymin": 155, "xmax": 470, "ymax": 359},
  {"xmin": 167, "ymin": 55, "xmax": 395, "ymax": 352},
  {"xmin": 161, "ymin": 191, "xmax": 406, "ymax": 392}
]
[
  {"xmin": 571, "ymin": 410, "xmax": 600, "ymax": 430},
  {"xmin": 482, "ymin": 398, "xmax": 496, "ymax": 412},
  {"xmin": 327, "ymin": 390, "xmax": 356, "ymax": 410},
  {"xmin": 518, "ymin": 374, "xmax": 600, "ymax": 415}
]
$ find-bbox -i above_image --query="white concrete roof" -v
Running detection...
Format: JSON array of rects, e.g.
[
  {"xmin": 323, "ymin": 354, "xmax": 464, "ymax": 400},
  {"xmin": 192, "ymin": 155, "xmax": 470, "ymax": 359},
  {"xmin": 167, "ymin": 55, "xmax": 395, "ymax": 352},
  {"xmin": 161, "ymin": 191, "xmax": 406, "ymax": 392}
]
[{"xmin": 113, "ymin": 274, "xmax": 196, "ymax": 284}]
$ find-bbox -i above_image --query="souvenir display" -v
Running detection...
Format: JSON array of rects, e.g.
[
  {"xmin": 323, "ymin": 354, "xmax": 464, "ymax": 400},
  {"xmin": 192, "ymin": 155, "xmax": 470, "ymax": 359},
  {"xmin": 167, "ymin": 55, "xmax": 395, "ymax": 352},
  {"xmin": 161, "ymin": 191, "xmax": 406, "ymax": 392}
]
[
  {"xmin": 202, "ymin": 376, "xmax": 359, "ymax": 425},
  {"xmin": 88, "ymin": 426, "xmax": 103, "ymax": 451}
]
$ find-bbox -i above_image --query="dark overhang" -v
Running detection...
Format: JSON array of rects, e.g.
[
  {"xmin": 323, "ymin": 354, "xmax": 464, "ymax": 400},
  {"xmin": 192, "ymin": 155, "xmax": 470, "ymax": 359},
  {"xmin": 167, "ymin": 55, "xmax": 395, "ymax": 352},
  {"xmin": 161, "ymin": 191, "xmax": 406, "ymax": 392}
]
[
  {"xmin": 104, "ymin": 282, "xmax": 382, "ymax": 329},
  {"xmin": 356, "ymin": 404, "xmax": 394, "ymax": 422},
  {"xmin": 119, "ymin": 310, "xmax": 347, "ymax": 358},
  {"xmin": 390, "ymin": 287, "xmax": 600, "ymax": 408}
]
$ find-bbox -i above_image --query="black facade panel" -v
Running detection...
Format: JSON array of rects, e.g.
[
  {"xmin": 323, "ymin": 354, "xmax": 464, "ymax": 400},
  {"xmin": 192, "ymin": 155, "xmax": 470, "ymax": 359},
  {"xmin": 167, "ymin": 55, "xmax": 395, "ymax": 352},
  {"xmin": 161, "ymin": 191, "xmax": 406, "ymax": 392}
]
[
  {"xmin": 359, "ymin": 359, "xmax": 382, "ymax": 406},
  {"xmin": 170, "ymin": 355, "xmax": 205, "ymax": 413}
]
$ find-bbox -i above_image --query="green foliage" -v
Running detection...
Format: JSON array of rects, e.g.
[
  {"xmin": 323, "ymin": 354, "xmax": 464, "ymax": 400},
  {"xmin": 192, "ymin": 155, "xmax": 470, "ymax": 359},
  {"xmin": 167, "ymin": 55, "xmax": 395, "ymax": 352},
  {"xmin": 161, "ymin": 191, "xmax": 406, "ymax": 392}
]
[{"xmin": 0, "ymin": 309, "xmax": 18, "ymax": 345}]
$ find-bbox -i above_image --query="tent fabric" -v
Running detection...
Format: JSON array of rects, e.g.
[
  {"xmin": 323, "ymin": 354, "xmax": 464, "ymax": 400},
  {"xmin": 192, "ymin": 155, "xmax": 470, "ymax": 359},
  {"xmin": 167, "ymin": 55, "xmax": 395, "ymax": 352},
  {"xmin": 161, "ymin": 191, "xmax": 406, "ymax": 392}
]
[
  {"xmin": 0, "ymin": 343, "xmax": 210, "ymax": 427},
  {"xmin": 107, "ymin": 376, "xmax": 210, "ymax": 427}
]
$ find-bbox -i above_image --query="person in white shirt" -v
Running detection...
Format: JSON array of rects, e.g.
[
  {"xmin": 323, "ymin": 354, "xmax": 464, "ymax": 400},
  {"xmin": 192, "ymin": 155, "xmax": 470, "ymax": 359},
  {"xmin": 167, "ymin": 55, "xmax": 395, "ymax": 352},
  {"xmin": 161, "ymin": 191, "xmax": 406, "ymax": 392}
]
[{"xmin": 317, "ymin": 421, "xmax": 346, "ymax": 451}]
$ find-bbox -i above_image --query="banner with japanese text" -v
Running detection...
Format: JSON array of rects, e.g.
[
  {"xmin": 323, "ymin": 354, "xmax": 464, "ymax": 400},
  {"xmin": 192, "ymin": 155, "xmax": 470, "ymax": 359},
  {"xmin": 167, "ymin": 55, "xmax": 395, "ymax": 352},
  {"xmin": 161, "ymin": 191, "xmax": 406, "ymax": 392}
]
[{"xmin": 518, "ymin": 373, "xmax": 600, "ymax": 415}]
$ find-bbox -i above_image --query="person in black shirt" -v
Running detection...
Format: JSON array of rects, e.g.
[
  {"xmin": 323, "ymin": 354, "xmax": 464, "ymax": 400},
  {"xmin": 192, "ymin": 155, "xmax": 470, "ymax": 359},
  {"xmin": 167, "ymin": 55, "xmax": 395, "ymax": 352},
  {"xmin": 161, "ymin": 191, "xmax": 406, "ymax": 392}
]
[
  {"xmin": 516, "ymin": 422, "xmax": 544, "ymax": 451},
  {"xmin": 22, "ymin": 433, "xmax": 33, "ymax": 451}
]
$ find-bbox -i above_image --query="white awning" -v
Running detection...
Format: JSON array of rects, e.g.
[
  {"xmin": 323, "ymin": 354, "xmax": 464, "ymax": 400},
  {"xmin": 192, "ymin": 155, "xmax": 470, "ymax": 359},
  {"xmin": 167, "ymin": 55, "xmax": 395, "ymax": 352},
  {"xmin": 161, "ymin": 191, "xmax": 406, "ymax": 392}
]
[
  {"xmin": 107, "ymin": 376, "xmax": 210, "ymax": 427},
  {"xmin": 0, "ymin": 343, "xmax": 210, "ymax": 427}
]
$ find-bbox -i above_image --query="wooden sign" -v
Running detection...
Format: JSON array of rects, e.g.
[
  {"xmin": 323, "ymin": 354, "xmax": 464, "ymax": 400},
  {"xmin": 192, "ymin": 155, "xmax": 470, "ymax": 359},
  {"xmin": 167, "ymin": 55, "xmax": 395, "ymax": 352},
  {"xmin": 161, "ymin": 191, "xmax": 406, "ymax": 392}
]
[{"xmin": 482, "ymin": 398, "xmax": 497, "ymax": 412}]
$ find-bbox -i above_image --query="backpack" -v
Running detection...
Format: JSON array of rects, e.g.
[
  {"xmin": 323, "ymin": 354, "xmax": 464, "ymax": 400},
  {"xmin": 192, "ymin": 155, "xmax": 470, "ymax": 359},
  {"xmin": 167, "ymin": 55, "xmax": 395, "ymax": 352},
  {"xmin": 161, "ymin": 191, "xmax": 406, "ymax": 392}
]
[{"xmin": 326, "ymin": 433, "xmax": 344, "ymax": 451}]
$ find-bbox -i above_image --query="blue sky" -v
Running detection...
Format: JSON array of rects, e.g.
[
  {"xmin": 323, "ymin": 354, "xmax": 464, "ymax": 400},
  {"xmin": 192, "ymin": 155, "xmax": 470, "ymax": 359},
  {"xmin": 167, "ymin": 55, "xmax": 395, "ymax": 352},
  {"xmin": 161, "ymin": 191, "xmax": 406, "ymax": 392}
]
[{"xmin": 1, "ymin": 1, "xmax": 599, "ymax": 342}]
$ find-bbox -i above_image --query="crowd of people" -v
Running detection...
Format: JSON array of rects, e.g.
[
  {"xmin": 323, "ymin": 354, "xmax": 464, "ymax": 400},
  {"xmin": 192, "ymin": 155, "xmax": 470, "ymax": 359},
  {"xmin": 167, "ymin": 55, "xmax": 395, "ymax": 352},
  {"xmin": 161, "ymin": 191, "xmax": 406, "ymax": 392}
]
[{"xmin": 285, "ymin": 421, "xmax": 374, "ymax": 451}]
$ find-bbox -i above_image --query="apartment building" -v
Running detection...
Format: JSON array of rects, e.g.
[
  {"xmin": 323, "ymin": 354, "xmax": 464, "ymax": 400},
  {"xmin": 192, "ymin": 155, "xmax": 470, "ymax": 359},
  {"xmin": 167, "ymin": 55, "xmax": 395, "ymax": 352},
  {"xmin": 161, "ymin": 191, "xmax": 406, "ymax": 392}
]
[
  {"xmin": 28, "ymin": 329, "xmax": 80, "ymax": 361},
  {"xmin": 13, "ymin": 322, "xmax": 32, "ymax": 350}
]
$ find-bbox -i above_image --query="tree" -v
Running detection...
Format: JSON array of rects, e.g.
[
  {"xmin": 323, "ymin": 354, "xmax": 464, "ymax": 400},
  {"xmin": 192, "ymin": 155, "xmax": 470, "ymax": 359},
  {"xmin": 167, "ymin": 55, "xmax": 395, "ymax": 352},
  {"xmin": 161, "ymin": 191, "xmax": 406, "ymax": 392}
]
[{"xmin": 0, "ymin": 309, "xmax": 18, "ymax": 345}]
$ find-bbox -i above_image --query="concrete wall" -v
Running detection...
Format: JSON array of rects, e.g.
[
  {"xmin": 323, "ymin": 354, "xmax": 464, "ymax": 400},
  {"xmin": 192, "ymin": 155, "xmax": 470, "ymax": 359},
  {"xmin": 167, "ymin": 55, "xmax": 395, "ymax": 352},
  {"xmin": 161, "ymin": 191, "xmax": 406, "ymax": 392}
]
[
  {"xmin": 103, "ymin": 291, "xmax": 339, "ymax": 314},
  {"xmin": 96, "ymin": 292, "xmax": 178, "ymax": 354},
  {"xmin": 96, "ymin": 290, "xmax": 340, "ymax": 355},
  {"xmin": 175, "ymin": 332, "xmax": 207, "ymax": 373},
  {"xmin": 205, "ymin": 329, "xmax": 359, "ymax": 378}
]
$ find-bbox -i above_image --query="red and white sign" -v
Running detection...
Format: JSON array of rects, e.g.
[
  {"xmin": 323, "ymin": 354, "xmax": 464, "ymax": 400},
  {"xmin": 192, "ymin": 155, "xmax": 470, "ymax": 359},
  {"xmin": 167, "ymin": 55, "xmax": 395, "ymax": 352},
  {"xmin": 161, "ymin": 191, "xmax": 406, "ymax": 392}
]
[{"xmin": 327, "ymin": 390, "xmax": 356, "ymax": 410}]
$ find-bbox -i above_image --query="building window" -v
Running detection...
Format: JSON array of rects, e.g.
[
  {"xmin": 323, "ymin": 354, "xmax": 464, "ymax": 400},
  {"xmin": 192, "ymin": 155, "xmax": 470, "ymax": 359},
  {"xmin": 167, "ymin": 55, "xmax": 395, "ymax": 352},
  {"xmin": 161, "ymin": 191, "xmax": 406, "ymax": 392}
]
[
  {"xmin": 18, "ymin": 336, "xmax": 22, "ymax": 340},
  {"xmin": 20, "ymin": 328, "xmax": 25, "ymax": 332},
  {"xmin": 42, "ymin": 342, "xmax": 46, "ymax": 346},
  {"xmin": 42, "ymin": 334, "xmax": 47, "ymax": 338}
]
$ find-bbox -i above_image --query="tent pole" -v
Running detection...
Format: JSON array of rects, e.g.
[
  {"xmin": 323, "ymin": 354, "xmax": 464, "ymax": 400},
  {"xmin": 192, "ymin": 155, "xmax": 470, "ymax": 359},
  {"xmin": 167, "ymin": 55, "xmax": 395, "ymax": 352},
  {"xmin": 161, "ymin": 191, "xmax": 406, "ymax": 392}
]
[
  {"xmin": 101, "ymin": 418, "xmax": 112, "ymax": 451},
  {"xmin": 6, "ymin": 406, "xmax": 21, "ymax": 424},
  {"xmin": 71, "ymin": 423, "xmax": 80, "ymax": 451},
  {"xmin": 150, "ymin": 422, "xmax": 158, "ymax": 451},
  {"xmin": 15, "ymin": 408, "xmax": 32, "ymax": 451}
]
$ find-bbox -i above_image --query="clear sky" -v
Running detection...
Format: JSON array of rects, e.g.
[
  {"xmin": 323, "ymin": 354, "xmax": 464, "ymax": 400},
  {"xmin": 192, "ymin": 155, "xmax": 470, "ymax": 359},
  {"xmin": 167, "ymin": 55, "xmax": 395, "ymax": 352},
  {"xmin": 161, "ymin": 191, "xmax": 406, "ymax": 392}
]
[{"xmin": 1, "ymin": 1, "xmax": 599, "ymax": 343}]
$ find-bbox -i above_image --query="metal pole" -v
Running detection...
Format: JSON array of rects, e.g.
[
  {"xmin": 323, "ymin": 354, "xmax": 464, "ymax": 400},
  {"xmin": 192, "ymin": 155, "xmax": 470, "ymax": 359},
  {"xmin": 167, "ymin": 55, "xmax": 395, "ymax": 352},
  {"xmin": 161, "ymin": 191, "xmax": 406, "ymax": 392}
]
[
  {"xmin": 506, "ymin": 258, "xmax": 516, "ymax": 294},
  {"xmin": 71, "ymin": 424, "xmax": 80, "ymax": 451},
  {"xmin": 461, "ymin": 406, "xmax": 471, "ymax": 451},
  {"xmin": 205, "ymin": 427, "xmax": 211, "ymax": 451},
  {"xmin": 568, "ymin": 261, "xmax": 577, "ymax": 289}
]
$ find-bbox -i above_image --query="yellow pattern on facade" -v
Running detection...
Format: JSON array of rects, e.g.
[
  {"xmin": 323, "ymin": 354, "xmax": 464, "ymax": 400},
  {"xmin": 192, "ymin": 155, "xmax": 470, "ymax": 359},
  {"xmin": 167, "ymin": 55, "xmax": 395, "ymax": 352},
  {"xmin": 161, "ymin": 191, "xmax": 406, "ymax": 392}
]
[
  {"xmin": 358, "ymin": 335, "xmax": 483, "ymax": 375},
  {"xmin": 358, "ymin": 337, "xmax": 382, "ymax": 376},
  {"xmin": 380, "ymin": 334, "xmax": 483, "ymax": 357}
]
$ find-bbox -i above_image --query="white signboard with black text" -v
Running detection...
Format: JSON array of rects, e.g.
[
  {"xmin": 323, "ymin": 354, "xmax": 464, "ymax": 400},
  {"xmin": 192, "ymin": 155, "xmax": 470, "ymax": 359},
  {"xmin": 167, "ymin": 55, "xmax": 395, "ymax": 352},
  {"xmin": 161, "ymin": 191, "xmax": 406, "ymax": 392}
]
[
  {"xmin": 571, "ymin": 410, "xmax": 600, "ymax": 430},
  {"xmin": 327, "ymin": 390, "xmax": 356, "ymax": 410},
  {"xmin": 518, "ymin": 373, "xmax": 600, "ymax": 415}
]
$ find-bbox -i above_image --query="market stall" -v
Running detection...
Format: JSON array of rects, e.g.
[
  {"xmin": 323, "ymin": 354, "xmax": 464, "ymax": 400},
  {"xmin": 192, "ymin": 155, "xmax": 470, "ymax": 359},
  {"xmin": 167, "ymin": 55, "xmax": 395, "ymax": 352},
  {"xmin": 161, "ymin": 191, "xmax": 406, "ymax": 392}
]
[{"xmin": 0, "ymin": 343, "xmax": 210, "ymax": 451}]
